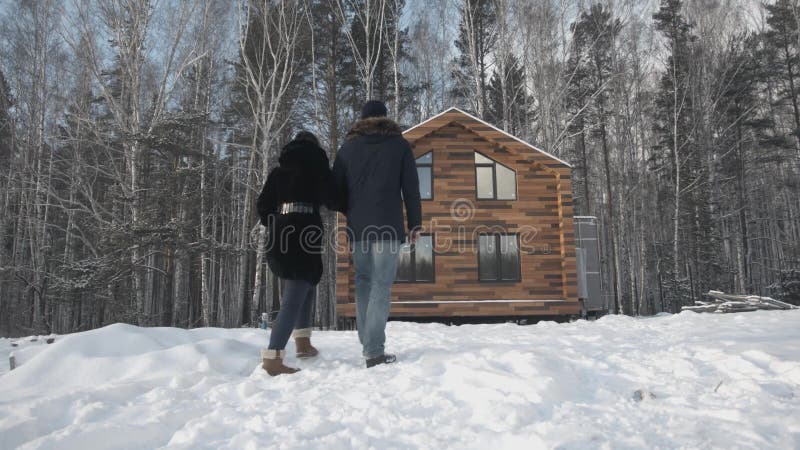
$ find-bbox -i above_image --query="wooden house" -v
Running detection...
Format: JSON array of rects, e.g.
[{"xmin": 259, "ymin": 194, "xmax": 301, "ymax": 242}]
[{"xmin": 336, "ymin": 108, "xmax": 581, "ymax": 318}]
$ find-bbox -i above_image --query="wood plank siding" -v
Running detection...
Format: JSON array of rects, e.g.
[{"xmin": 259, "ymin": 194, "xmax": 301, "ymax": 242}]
[{"xmin": 336, "ymin": 108, "xmax": 579, "ymax": 317}]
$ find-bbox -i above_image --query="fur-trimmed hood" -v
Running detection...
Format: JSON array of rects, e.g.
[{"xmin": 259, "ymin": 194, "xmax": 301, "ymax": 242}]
[
  {"xmin": 278, "ymin": 139, "xmax": 326, "ymax": 170},
  {"xmin": 345, "ymin": 117, "xmax": 403, "ymax": 141}
]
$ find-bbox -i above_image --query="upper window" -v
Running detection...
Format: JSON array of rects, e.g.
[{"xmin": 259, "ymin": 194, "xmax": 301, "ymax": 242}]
[
  {"xmin": 478, "ymin": 234, "xmax": 521, "ymax": 282},
  {"xmin": 475, "ymin": 152, "xmax": 516, "ymax": 200},
  {"xmin": 416, "ymin": 152, "xmax": 433, "ymax": 200},
  {"xmin": 396, "ymin": 234, "xmax": 434, "ymax": 283}
]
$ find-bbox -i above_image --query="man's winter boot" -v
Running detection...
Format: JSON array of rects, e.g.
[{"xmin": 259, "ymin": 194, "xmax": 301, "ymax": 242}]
[
  {"xmin": 366, "ymin": 353, "xmax": 397, "ymax": 368},
  {"xmin": 293, "ymin": 328, "xmax": 318, "ymax": 359},
  {"xmin": 261, "ymin": 349, "xmax": 300, "ymax": 376}
]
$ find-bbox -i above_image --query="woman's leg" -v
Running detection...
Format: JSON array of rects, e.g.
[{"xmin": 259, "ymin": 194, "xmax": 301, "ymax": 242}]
[
  {"xmin": 268, "ymin": 278, "xmax": 314, "ymax": 350},
  {"xmin": 294, "ymin": 284, "xmax": 315, "ymax": 330},
  {"xmin": 293, "ymin": 286, "xmax": 318, "ymax": 357}
]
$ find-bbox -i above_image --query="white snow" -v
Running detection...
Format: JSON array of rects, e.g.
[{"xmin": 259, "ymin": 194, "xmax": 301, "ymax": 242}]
[{"xmin": 1, "ymin": 310, "xmax": 799, "ymax": 449}]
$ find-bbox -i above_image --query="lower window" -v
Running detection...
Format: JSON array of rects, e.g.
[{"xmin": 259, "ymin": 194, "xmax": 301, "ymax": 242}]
[
  {"xmin": 396, "ymin": 234, "xmax": 434, "ymax": 283},
  {"xmin": 478, "ymin": 234, "xmax": 521, "ymax": 281}
]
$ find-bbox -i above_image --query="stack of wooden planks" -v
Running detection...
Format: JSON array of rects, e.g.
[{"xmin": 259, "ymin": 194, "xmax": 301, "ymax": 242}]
[{"xmin": 683, "ymin": 290, "xmax": 799, "ymax": 313}]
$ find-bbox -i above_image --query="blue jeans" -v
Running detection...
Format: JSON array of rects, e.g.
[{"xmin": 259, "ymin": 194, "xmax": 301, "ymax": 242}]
[
  {"xmin": 351, "ymin": 240, "xmax": 401, "ymax": 358},
  {"xmin": 268, "ymin": 278, "xmax": 314, "ymax": 350}
]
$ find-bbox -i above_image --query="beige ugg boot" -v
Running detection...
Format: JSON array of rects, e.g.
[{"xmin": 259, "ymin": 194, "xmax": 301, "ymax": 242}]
[
  {"xmin": 261, "ymin": 349, "xmax": 300, "ymax": 376},
  {"xmin": 292, "ymin": 328, "xmax": 318, "ymax": 359}
]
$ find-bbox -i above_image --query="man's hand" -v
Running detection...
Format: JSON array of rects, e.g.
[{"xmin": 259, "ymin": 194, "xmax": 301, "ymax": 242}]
[{"xmin": 407, "ymin": 229, "xmax": 421, "ymax": 245}]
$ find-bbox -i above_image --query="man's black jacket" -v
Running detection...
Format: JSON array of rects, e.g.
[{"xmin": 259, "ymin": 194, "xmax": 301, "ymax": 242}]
[{"xmin": 332, "ymin": 117, "xmax": 422, "ymax": 242}]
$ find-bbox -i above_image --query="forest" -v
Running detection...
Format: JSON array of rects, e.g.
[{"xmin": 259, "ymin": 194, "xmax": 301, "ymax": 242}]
[{"xmin": 0, "ymin": 0, "xmax": 798, "ymax": 337}]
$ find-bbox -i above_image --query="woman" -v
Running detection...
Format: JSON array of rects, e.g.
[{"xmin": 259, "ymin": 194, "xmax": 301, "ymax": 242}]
[{"xmin": 256, "ymin": 131, "xmax": 337, "ymax": 376}]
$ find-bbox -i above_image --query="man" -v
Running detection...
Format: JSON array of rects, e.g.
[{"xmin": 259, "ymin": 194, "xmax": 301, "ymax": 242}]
[{"xmin": 333, "ymin": 100, "xmax": 422, "ymax": 368}]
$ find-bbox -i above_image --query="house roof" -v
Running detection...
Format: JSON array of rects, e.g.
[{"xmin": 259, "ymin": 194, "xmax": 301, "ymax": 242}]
[{"xmin": 403, "ymin": 107, "xmax": 573, "ymax": 169}]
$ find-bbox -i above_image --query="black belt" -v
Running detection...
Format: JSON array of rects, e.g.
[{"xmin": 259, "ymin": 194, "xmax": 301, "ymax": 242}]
[{"xmin": 279, "ymin": 202, "xmax": 316, "ymax": 214}]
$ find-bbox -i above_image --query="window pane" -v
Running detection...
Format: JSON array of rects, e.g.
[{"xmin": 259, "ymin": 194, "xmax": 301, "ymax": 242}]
[
  {"xmin": 396, "ymin": 244, "xmax": 412, "ymax": 282},
  {"xmin": 415, "ymin": 236, "xmax": 434, "ymax": 281},
  {"xmin": 499, "ymin": 235, "xmax": 520, "ymax": 280},
  {"xmin": 416, "ymin": 152, "xmax": 432, "ymax": 164},
  {"xmin": 476, "ymin": 166, "xmax": 494, "ymax": 199},
  {"xmin": 475, "ymin": 152, "xmax": 493, "ymax": 164},
  {"xmin": 496, "ymin": 164, "xmax": 516, "ymax": 200},
  {"xmin": 478, "ymin": 235, "xmax": 498, "ymax": 280},
  {"xmin": 417, "ymin": 167, "xmax": 432, "ymax": 199}
]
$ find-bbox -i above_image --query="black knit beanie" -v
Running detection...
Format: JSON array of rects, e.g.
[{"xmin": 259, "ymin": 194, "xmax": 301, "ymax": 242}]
[{"xmin": 360, "ymin": 100, "xmax": 388, "ymax": 119}]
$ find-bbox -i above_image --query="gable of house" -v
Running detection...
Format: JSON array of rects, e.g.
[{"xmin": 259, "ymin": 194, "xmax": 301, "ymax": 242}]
[{"xmin": 403, "ymin": 107, "xmax": 572, "ymax": 174}]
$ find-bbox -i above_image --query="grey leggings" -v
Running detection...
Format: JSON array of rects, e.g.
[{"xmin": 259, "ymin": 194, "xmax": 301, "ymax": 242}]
[{"xmin": 267, "ymin": 278, "xmax": 314, "ymax": 350}]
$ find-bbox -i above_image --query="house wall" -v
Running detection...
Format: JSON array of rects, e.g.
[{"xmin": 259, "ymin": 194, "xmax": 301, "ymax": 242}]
[{"xmin": 336, "ymin": 114, "xmax": 579, "ymax": 317}]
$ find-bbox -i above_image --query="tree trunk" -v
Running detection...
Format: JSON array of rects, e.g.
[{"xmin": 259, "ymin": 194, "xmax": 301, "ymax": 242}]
[
  {"xmin": 237, "ymin": 149, "xmax": 258, "ymax": 326},
  {"xmin": 671, "ymin": 57, "xmax": 681, "ymax": 312},
  {"xmin": 250, "ymin": 227, "xmax": 267, "ymax": 327}
]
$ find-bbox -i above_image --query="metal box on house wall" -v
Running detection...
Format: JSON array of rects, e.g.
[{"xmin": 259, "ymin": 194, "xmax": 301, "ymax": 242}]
[{"xmin": 575, "ymin": 216, "xmax": 605, "ymax": 315}]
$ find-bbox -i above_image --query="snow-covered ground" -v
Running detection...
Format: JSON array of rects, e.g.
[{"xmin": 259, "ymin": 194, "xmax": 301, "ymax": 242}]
[{"xmin": 1, "ymin": 311, "xmax": 799, "ymax": 449}]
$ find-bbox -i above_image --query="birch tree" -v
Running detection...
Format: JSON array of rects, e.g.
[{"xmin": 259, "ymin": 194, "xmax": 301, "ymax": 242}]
[
  {"xmin": 336, "ymin": 0, "xmax": 388, "ymax": 101},
  {"xmin": 236, "ymin": 0, "xmax": 306, "ymax": 327},
  {"xmin": 452, "ymin": 0, "xmax": 496, "ymax": 117},
  {"xmin": 66, "ymin": 0, "xmax": 205, "ymax": 325}
]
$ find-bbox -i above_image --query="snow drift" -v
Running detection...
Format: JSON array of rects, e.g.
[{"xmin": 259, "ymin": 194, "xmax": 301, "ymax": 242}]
[{"xmin": 1, "ymin": 311, "xmax": 799, "ymax": 449}]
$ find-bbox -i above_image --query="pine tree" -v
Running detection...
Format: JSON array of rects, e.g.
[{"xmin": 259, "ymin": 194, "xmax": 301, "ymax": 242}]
[
  {"xmin": 0, "ymin": 69, "xmax": 12, "ymax": 171},
  {"xmin": 716, "ymin": 32, "xmax": 796, "ymax": 295},
  {"xmin": 714, "ymin": 34, "xmax": 761, "ymax": 295},
  {"xmin": 451, "ymin": 0, "xmax": 496, "ymax": 117},
  {"xmin": 565, "ymin": 4, "xmax": 625, "ymax": 312},
  {"xmin": 308, "ymin": 0, "xmax": 350, "ymax": 149},
  {"xmin": 0, "ymin": 68, "xmax": 14, "ymax": 334},
  {"xmin": 487, "ymin": 53, "xmax": 531, "ymax": 135},
  {"xmin": 652, "ymin": 0, "xmax": 698, "ymax": 311},
  {"xmin": 763, "ymin": 0, "xmax": 800, "ymax": 148},
  {"xmin": 338, "ymin": 0, "xmax": 412, "ymax": 120},
  {"xmin": 565, "ymin": 13, "xmax": 594, "ymax": 216},
  {"xmin": 306, "ymin": 0, "xmax": 357, "ymax": 329}
]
